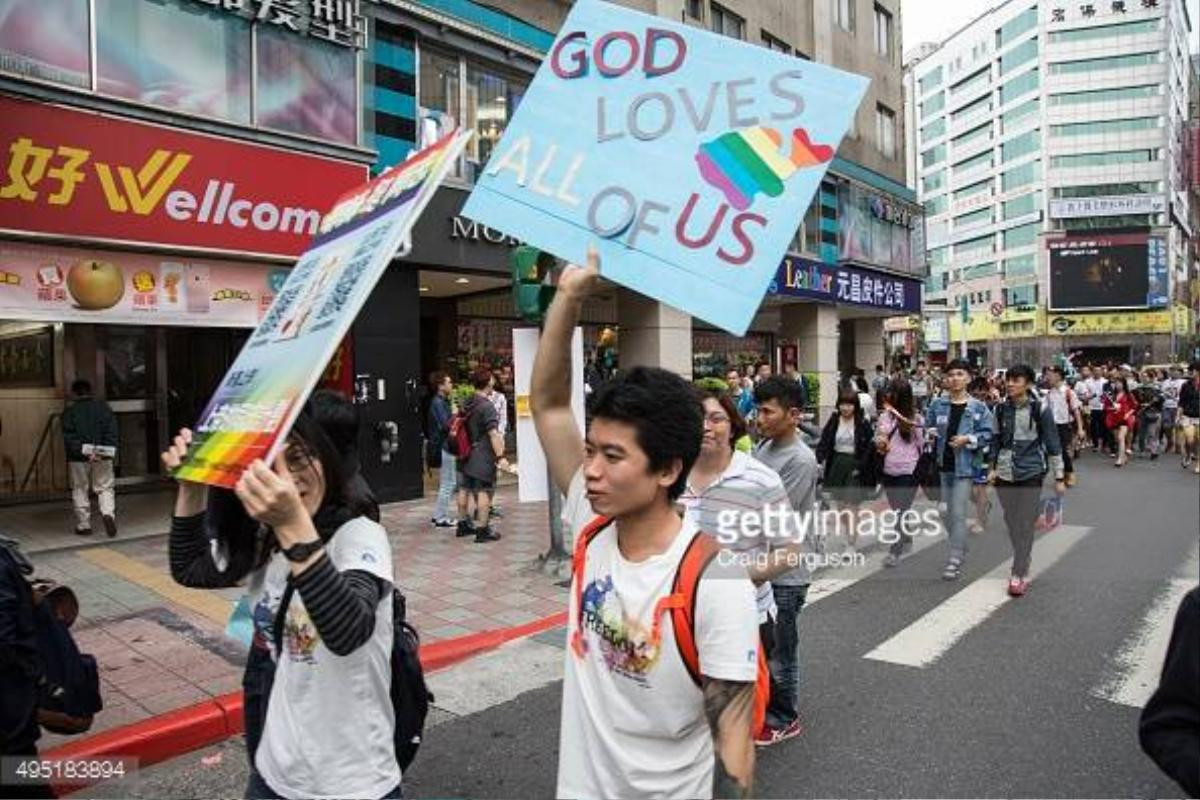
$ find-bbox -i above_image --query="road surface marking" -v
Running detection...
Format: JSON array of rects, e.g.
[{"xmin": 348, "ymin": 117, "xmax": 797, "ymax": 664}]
[
  {"xmin": 863, "ymin": 525, "xmax": 1092, "ymax": 668},
  {"xmin": 1091, "ymin": 543, "xmax": 1200, "ymax": 709}
]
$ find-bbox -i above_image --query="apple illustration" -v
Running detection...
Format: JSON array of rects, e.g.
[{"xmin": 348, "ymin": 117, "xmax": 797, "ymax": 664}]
[{"xmin": 67, "ymin": 260, "xmax": 125, "ymax": 310}]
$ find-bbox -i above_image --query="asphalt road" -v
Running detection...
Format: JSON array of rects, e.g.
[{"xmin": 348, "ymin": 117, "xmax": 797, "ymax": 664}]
[{"xmin": 69, "ymin": 453, "xmax": 1199, "ymax": 799}]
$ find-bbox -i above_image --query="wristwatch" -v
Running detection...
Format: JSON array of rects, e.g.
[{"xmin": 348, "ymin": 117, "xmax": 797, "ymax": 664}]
[{"xmin": 282, "ymin": 540, "xmax": 324, "ymax": 563}]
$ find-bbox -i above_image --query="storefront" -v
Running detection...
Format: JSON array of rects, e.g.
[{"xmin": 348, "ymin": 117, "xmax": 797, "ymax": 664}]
[{"xmin": 0, "ymin": 94, "xmax": 366, "ymax": 500}]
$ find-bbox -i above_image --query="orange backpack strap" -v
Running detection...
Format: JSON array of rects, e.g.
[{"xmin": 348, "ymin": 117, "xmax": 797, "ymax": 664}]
[
  {"xmin": 569, "ymin": 515, "xmax": 615, "ymax": 658},
  {"xmin": 669, "ymin": 532, "xmax": 770, "ymax": 735}
]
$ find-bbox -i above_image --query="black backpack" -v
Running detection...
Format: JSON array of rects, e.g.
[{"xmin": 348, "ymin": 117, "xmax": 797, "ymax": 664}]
[
  {"xmin": 273, "ymin": 581, "xmax": 432, "ymax": 771},
  {"xmin": 0, "ymin": 538, "xmax": 102, "ymax": 735}
]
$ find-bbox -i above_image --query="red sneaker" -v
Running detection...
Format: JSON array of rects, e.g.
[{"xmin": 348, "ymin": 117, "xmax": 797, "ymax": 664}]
[
  {"xmin": 1007, "ymin": 577, "xmax": 1028, "ymax": 597},
  {"xmin": 754, "ymin": 718, "xmax": 804, "ymax": 747}
]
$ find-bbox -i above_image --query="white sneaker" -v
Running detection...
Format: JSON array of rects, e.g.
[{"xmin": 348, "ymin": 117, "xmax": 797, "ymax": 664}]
[{"xmin": 968, "ymin": 520, "xmax": 984, "ymax": 535}]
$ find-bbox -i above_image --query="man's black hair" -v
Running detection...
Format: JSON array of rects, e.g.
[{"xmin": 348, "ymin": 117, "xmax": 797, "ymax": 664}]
[
  {"xmin": 1190, "ymin": 361, "xmax": 1200, "ymax": 374},
  {"xmin": 945, "ymin": 358, "xmax": 972, "ymax": 373},
  {"xmin": 70, "ymin": 379, "xmax": 92, "ymax": 397},
  {"xmin": 754, "ymin": 375, "xmax": 804, "ymax": 411},
  {"xmin": 1007, "ymin": 364, "xmax": 1037, "ymax": 383},
  {"xmin": 587, "ymin": 367, "xmax": 702, "ymax": 502},
  {"xmin": 967, "ymin": 376, "xmax": 990, "ymax": 393}
]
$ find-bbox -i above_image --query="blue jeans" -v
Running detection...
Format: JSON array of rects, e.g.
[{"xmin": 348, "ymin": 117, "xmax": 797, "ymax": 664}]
[
  {"xmin": 245, "ymin": 771, "xmax": 402, "ymax": 800},
  {"xmin": 433, "ymin": 452, "xmax": 457, "ymax": 521},
  {"xmin": 766, "ymin": 584, "xmax": 808, "ymax": 729},
  {"xmin": 940, "ymin": 472, "xmax": 973, "ymax": 563}
]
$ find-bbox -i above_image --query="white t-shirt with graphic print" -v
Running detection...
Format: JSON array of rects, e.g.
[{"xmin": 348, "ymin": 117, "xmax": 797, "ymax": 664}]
[
  {"xmin": 254, "ymin": 517, "xmax": 399, "ymax": 800},
  {"xmin": 556, "ymin": 470, "xmax": 760, "ymax": 800}
]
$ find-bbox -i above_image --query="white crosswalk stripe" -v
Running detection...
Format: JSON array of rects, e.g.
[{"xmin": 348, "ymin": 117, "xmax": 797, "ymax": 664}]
[
  {"xmin": 1091, "ymin": 544, "xmax": 1200, "ymax": 709},
  {"xmin": 862, "ymin": 525, "xmax": 1093, "ymax": 668}
]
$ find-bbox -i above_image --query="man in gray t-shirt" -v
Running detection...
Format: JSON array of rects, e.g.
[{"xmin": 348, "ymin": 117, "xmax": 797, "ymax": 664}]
[{"xmin": 748, "ymin": 376, "xmax": 820, "ymax": 744}]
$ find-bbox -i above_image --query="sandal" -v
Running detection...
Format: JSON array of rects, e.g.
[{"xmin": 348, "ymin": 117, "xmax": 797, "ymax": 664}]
[{"xmin": 942, "ymin": 558, "xmax": 963, "ymax": 581}]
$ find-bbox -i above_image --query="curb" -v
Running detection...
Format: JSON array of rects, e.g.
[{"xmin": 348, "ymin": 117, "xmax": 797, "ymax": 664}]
[{"xmin": 44, "ymin": 611, "xmax": 567, "ymax": 796}]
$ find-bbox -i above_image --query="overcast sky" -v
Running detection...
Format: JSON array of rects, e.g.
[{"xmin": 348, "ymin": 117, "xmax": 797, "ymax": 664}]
[{"xmin": 902, "ymin": 0, "xmax": 1200, "ymax": 56}]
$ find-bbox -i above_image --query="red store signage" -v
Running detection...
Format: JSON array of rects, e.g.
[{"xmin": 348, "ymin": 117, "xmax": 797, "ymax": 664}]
[{"xmin": 0, "ymin": 95, "xmax": 368, "ymax": 258}]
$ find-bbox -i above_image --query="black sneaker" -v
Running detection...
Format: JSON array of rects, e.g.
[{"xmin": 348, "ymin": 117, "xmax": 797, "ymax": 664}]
[
  {"xmin": 102, "ymin": 515, "xmax": 117, "ymax": 538},
  {"xmin": 474, "ymin": 526, "xmax": 502, "ymax": 543},
  {"xmin": 456, "ymin": 520, "xmax": 475, "ymax": 538},
  {"xmin": 74, "ymin": 527, "xmax": 92, "ymax": 537}
]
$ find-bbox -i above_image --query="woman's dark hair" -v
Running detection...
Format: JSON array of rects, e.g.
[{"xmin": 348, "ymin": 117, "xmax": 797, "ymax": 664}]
[
  {"xmin": 1111, "ymin": 376, "xmax": 1128, "ymax": 395},
  {"xmin": 700, "ymin": 389, "xmax": 747, "ymax": 449},
  {"xmin": 834, "ymin": 387, "xmax": 863, "ymax": 420},
  {"xmin": 588, "ymin": 367, "xmax": 703, "ymax": 502},
  {"xmin": 888, "ymin": 378, "xmax": 915, "ymax": 441}
]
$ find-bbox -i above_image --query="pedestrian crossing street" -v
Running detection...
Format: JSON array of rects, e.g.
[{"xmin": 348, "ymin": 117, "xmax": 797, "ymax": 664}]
[{"xmin": 426, "ymin": 523, "xmax": 1198, "ymax": 719}]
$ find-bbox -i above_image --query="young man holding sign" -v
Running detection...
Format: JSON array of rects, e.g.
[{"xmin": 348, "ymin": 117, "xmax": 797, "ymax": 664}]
[{"xmin": 532, "ymin": 250, "xmax": 760, "ymax": 799}]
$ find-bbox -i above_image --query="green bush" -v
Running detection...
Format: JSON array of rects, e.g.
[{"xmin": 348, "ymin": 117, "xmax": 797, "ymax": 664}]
[
  {"xmin": 801, "ymin": 372, "xmax": 820, "ymax": 411},
  {"xmin": 452, "ymin": 384, "xmax": 477, "ymax": 409},
  {"xmin": 694, "ymin": 377, "xmax": 731, "ymax": 393}
]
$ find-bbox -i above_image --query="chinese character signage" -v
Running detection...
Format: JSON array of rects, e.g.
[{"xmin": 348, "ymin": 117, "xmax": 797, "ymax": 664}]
[
  {"xmin": 768, "ymin": 256, "xmax": 921, "ymax": 313},
  {"xmin": 1048, "ymin": 194, "xmax": 1165, "ymax": 219},
  {"xmin": 187, "ymin": 0, "xmax": 366, "ymax": 48},
  {"xmin": 461, "ymin": 0, "xmax": 867, "ymax": 336},
  {"xmin": 0, "ymin": 96, "xmax": 366, "ymax": 258},
  {"xmin": 1047, "ymin": 310, "xmax": 1173, "ymax": 336},
  {"xmin": 0, "ymin": 242, "xmax": 288, "ymax": 327},
  {"xmin": 174, "ymin": 129, "xmax": 472, "ymax": 487}
]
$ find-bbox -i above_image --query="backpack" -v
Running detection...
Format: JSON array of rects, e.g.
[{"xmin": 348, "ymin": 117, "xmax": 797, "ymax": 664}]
[
  {"xmin": 569, "ymin": 517, "xmax": 771, "ymax": 735},
  {"xmin": 0, "ymin": 539, "xmax": 102, "ymax": 736},
  {"xmin": 273, "ymin": 581, "xmax": 432, "ymax": 771},
  {"xmin": 445, "ymin": 407, "xmax": 473, "ymax": 461}
]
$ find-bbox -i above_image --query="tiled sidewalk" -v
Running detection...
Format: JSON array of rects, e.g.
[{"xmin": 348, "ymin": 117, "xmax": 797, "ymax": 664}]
[{"xmin": 27, "ymin": 484, "xmax": 568, "ymax": 750}]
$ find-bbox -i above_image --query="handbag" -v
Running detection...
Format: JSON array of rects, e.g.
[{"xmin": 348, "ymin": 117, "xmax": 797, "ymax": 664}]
[{"xmin": 917, "ymin": 441, "xmax": 941, "ymax": 503}]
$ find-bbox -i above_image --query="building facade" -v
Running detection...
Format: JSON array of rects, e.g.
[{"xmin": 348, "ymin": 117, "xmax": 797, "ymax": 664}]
[{"xmin": 904, "ymin": 0, "xmax": 1195, "ymax": 368}]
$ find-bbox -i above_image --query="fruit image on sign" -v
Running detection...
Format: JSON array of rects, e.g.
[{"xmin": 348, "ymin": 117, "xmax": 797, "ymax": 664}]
[{"xmin": 67, "ymin": 259, "xmax": 125, "ymax": 310}]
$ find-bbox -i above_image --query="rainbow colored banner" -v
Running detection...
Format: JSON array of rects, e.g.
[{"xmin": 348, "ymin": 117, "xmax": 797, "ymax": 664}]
[
  {"xmin": 461, "ymin": 0, "xmax": 867, "ymax": 335},
  {"xmin": 173, "ymin": 130, "xmax": 472, "ymax": 488}
]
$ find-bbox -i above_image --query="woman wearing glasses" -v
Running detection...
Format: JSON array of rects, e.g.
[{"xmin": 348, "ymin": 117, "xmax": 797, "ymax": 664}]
[{"xmin": 163, "ymin": 390, "xmax": 400, "ymax": 800}]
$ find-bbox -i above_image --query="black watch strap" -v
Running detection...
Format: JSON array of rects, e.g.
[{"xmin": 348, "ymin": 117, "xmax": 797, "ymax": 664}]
[{"xmin": 282, "ymin": 540, "xmax": 324, "ymax": 563}]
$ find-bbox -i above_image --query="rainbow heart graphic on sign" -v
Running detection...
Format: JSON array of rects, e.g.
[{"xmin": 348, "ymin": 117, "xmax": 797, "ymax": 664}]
[{"xmin": 696, "ymin": 127, "xmax": 835, "ymax": 211}]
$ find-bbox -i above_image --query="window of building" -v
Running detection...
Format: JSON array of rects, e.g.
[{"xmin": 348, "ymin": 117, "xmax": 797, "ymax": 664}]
[
  {"xmin": 1052, "ymin": 182, "xmax": 1158, "ymax": 198},
  {"xmin": 1049, "ymin": 116, "xmax": 1159, "ymax": 137},
  {"xmin": 686, "ymin": 0, "xmax": 704, "ymax": 20},
  {"xmin": 922, "ymin": 143, "xmax": 947, "ymax": 169},
  {"xmin": 954, "ymin": 207, "xmax": 993, "ymax": 228},
  {"xmin": 875, "ymin": 103, "xmax": 897, "ymax": 158},
  {"xmin": 999, "ymin": 37, "xmax": 1038, "ymax": 76},
  {"xmin": 835, "ymin": 0, "xmax": 855, "ymax": 32},
  {"xmin": 802, "ymin": 199, "xmax": 821, "ymax": 253},
  {"xmin": 1001, "ymin": 128, "xmax": 1040, "ymax": 163},
  {"xmin": 710, "ymin": 3, "xmax": 744, "ymax": 38},
  {"xmin": 929, "ymin": 246, "xmax": 950, "ymax": 267},
  {"xmin": 98, "ymin": 0, "xmax": 252, "ymax": 125},
  {"xmin": 950, "ymin": 66, "xmax": 990, "ymax": 97},
  {"xmin": 919, "ymin": 66, "xmax": 943, "ymax": 95},
  {"xmin": 1002, "ymin": 191, "xmax": 1039, "ymax": 219},
  {"xmin": 925, "ymin": 194, "xmax": 949, "ymax": 216},
  {"xmin": 1005, "ymin": 284, "xmax": 1037, "ymax": 305},
  {"xmin": 1001, "ymin": 159, "xmax": 1041, "ymax": 191},
  {"xmin": 1049, "ymin": 18, "xmax": 1159, "ymax": 43},
  {"xmin": 956, "ymin": 233, "xmax": 995, "ymax": 258},
  {"xmin": 1001, "ymin": 98, "xmax": 1039, "ymax": 131},
  {"xmin": 953, "ymin": 149, "xmax": 992, "ymax": 175},
  {"xmin": 952, "ymin": 121, "xmax": 992, "ymax": 150},
  {"xmin": 921, "ymin": 117, "xmax": 946, "ymax": 142},
  {"xmin": 762, "ymin": 30, "xmax": 791, "ymax": 53},
  {"xmin": 953, "ymin": 179, "xmax": 993, "ymax": 201},
  {"xmin": 1002, "ymin": 221, "xmax": 1039, "ymax": 250},
  {"xmin": 922, "ymin": 92, "xmax": 947, "ymax": 119},
  {"xmin": 1049, "ymin": 84, "xmax": 1159, "ymax": 105},
  {"xmin": 923, "ymin": 171, "xmax": 946, "ymax": 193},
  {"xmin": 999, "ymin": 68, "xmax": 1039, "ymax": 105},
  {"xmin": 258, "ymin": 27, "xmax": 357, "ymax": 144},
  {"xmin": 465, "ymin": 61, "xmax": 530, "ymax": 170},
  {"xmin": 1050, "ymin": 149, "xmax": 1159, "ymax": 168},
  {"xmin": 1054, "ymin": 213, "xmax": 1156, "ymax": 230},
  {"xmin": 996, "ymin": 6, "xmax": 1037, "ymax": 48},
  {"xmin": 874, "ymin": 5, "xmax": 893, "ymax": 58},
  {"xmin": 0, "ymin": 0, "xmax": 90, "ymax": 88},
  {"xmin": 950, "ymin": 93, "xmax": 991, "ymax": 122},
  {"xmin": 1049, "ymin": 51, "xmax": 1159, "ymax": 76},
  {"xmin": 1003, "ymin": 254, "xmax": 1036, "ymax": 277}
]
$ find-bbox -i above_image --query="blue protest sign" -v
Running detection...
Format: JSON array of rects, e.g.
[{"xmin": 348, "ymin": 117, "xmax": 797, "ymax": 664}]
[{"xmin": 461, "ymin": 0, "xmax": 868, "ymax": 335}]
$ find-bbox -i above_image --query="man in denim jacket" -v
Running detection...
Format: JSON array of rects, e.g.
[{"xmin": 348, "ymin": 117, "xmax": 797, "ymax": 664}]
[{"xmin": 925, "ymin": 359, "xmax": 995, "ymax": 581}]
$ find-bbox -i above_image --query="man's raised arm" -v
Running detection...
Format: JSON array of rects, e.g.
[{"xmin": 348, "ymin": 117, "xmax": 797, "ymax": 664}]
[{"xmin": 530, "ymin": 248, "xmax": 599, "ymax": 496}]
